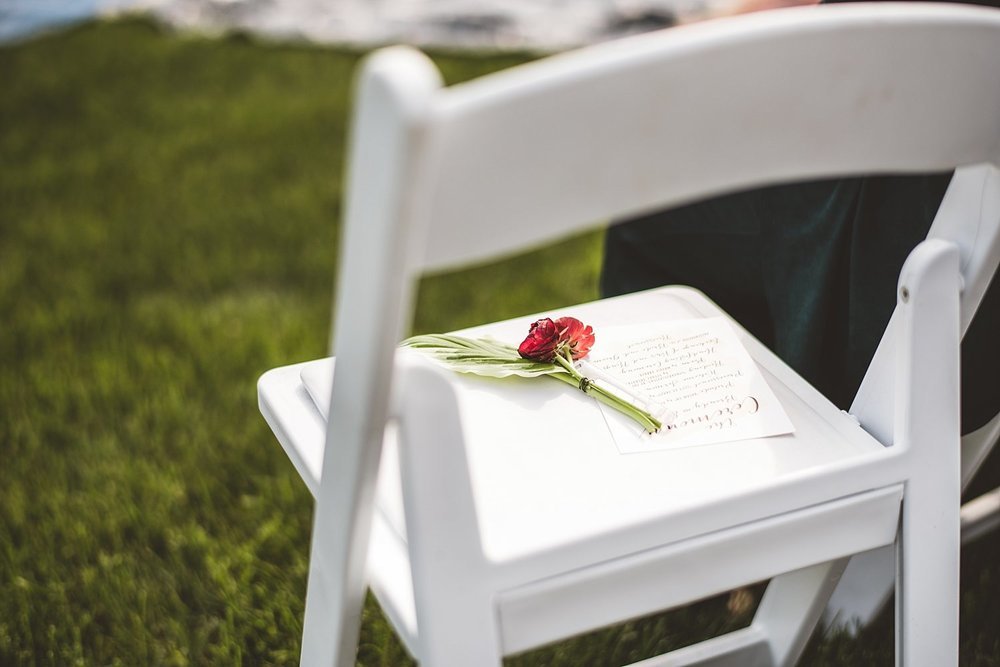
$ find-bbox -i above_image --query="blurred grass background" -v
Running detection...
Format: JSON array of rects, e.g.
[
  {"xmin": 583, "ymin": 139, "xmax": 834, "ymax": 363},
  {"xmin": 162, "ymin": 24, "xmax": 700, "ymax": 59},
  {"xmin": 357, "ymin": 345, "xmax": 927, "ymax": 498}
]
[{"xmin": 0, "ymin": 18, "xmax": 997, "ymax": 666}]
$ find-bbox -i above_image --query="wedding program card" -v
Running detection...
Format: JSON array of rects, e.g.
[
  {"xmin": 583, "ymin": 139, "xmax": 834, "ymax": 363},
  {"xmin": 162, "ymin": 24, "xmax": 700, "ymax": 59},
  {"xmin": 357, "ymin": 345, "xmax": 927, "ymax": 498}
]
[{"xmin": 586, "ymin": 318, "xmax": 794, "ymax": 453}]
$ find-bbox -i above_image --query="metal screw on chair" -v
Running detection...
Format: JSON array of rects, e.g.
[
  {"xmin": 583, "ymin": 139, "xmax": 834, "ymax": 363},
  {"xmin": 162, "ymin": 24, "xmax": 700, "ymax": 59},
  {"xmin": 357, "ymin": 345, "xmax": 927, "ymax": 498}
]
[{"xmin": 900, "ymin": 286, "xmax": 910, "ymax": 303}]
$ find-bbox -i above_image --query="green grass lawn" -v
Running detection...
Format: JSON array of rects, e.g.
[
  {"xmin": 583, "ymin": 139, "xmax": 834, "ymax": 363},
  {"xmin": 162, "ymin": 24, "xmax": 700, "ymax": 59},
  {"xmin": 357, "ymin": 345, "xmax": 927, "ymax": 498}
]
[{"xmin": 1, "ymin": 19, "xmax": 997, "ymax": 666}]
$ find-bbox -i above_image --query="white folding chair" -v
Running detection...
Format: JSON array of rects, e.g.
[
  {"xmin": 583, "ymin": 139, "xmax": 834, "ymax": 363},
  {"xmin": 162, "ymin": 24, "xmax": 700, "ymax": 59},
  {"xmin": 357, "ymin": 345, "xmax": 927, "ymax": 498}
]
[{"xmin": 257, "ymin": 4, "xmax": 1000, "ymax": 665}]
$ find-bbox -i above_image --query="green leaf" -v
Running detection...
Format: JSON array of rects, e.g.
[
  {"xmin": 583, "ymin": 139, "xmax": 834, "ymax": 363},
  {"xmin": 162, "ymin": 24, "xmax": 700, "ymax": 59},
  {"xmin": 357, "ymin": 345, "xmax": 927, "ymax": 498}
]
[{"xmin": 401, "ymin": 334, "xmax": 563, "ymax": 378}]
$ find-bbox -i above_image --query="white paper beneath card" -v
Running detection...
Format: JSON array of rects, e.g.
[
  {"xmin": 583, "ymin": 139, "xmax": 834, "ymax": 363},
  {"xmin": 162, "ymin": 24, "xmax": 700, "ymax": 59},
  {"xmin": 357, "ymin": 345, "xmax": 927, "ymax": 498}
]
[{"xmin": 587, "ymin": 318, "xmax": 794, "ymax": 453}]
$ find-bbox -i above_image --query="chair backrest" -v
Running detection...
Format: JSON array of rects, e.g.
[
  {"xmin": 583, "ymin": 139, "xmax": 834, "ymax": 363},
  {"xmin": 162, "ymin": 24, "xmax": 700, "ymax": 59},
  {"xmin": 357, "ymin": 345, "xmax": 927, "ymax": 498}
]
[
  {"xmin": 310, "ymin": 5, "xmax": 1000, "ymax": 663},
  {"xmin": 330, "ymin": 0, "xmax": 1000, "ymax": 458}
]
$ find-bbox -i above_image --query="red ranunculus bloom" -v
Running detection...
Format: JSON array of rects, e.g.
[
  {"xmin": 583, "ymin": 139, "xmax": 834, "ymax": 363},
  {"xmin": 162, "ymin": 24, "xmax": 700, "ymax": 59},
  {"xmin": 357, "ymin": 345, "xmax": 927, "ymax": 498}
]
[
  {"xmin": 518, "ymin": 318, "xmax": 561, "ymax": 361},
  {"xmin": 554, "ymin": 316, "xmax": 595, "ymax": 360},
  {"xmin": 518, "ymin": 316, "xmax": 596, "ymax": 362}
]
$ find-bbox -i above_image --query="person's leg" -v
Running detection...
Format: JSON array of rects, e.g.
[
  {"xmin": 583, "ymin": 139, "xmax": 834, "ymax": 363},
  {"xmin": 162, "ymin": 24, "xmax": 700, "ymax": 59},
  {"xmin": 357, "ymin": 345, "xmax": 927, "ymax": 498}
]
[
  {"xmin": 601, "ymin": 188, "xmax": 774, "ymax": 348},
  {"xmin": 603, "ymin": 174, "xmax": 997, "ymax": 432}
]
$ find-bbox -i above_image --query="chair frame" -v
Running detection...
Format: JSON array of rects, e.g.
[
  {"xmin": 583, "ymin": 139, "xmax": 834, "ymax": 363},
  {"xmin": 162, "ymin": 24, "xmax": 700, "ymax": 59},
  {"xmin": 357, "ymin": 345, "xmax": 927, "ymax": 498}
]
[
  {"xmin": 260, "ymin": 4, "xmax": 1000, "ymax": 665},
  {"xmin": 827, "ymin": 163, "xmax": 1000, "ymax": 627}
]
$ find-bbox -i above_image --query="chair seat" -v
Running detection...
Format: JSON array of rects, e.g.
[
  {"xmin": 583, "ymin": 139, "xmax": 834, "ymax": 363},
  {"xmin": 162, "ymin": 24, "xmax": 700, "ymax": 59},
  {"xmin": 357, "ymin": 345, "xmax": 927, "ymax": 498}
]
[{"xmin": 259, "ymin": 285, "xmax": 896, "ymax": 656}]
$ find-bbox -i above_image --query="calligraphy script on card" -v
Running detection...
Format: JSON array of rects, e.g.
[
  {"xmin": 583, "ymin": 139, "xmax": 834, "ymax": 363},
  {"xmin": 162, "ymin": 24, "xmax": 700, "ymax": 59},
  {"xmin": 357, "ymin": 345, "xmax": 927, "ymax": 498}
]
[{"xmin": 588, "ymin": 318, "xmax": 794, "ymax": 453}]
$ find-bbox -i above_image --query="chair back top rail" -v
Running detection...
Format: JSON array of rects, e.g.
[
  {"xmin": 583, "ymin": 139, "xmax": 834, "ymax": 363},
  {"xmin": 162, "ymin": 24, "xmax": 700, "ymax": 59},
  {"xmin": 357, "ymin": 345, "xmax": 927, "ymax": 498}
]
[{"xmin": 415, "ymin": 3, "xmax": 1000, "ymax": 272}]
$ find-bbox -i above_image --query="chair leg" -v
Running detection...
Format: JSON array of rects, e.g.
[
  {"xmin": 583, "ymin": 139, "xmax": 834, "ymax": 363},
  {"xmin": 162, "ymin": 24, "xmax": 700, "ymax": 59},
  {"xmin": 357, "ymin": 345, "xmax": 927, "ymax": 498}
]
[
  {"xmin": 894, "ymin": 486, "xmax": 960, "ymax": 667},
  {"xmin": 396, "ymin": 366, "xmax": 504, "ymax": 667},
  {"xmin": 892, "ymin": 239, "xmax": 962, "ymax": 667},
  {"xmin": 825, "ymin": 413, "xmax": 1000, "ymax": 632},
  {"xmin": 417, "ymin": 596, "xmax": 503, "ymax": 667},
  {"xmin": 753, "ymin": 559, "xmax": 849, "ymax": 667},
  {"xmin": 962, "ymin": 486, "xmax": 1000, "ymax": 543},
  {"xmin": 823, "ymin": 545, "xmax": 895, "ymax": 632},
  {"xmin": 625, "ymin": 626, "xmax": 772, "ymax": 667},
  {"xmin": 626, "ymin": 559, "xmax": 847, "ymax": 667},
  {"xmin": 629, "ymin": 560, "xmax": 850, "ymax": 667}
]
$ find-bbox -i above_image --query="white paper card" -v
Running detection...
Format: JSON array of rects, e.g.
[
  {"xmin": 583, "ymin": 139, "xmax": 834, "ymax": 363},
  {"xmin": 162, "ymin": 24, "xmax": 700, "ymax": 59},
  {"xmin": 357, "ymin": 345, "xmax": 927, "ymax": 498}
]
[{"xmin": 587, "ymin": 318, "xmax": 794, "ymax": 453}]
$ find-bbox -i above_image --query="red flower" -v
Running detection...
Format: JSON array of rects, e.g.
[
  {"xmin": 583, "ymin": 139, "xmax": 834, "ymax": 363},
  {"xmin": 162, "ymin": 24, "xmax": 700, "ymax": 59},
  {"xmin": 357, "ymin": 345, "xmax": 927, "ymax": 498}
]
[
  {"xmin": 518, "ymin": 316, "xmax": 595, "ymax": 362},
  {"xmin": 554, "ymin": 316, "xmax": 595, "ymax": 360},
  {"xmin": 518, "ymin": 318, "xmax": 561, "ymax": 362}
]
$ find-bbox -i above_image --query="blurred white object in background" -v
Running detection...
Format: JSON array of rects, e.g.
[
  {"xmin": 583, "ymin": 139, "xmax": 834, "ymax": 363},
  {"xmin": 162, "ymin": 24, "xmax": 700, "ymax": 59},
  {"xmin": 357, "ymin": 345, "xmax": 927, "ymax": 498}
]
[
  {"xmin": 1, "ymin": 0, "xmax": 772, "ymax": 50},
  {"xmin": 146, "ymin": 0, "xmax": 700, "ymax": 50}
]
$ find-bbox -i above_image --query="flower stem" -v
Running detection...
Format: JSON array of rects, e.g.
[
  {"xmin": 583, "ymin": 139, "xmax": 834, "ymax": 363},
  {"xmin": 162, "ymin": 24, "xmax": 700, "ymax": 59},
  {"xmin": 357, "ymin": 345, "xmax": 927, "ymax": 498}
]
[{"xmin": 552, "ymin": 353, "xmax": 662, "ymax": 433}]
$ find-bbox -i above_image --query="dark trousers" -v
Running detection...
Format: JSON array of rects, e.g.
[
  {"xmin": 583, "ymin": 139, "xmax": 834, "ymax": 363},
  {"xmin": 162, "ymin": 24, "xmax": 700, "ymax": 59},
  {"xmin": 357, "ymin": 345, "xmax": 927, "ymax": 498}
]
[{"xmin": 601, "ymin": 174, "xmax": 999, "ymax": 437}]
